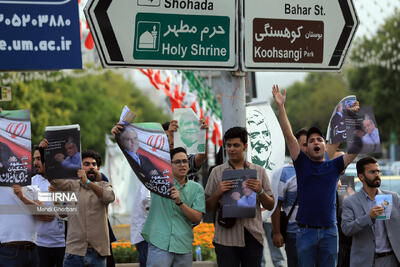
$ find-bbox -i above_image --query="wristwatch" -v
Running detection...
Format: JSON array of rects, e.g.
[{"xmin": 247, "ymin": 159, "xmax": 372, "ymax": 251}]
[{"xmin": 176, "ymin": 201, "xmax": 183, "ymax": 206}]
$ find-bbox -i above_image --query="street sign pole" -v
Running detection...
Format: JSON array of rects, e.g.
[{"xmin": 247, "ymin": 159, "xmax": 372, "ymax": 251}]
[
  {"xmin": 220, "ymin": 71, "xmax": 247, "ymax": 133},
  {"xmin": 220, "ymin": 2, "xmax": 246, "ymax": 142},
  {"xmin": 242, "ymin": 0, "xmax": 359, "ymax": 71}
]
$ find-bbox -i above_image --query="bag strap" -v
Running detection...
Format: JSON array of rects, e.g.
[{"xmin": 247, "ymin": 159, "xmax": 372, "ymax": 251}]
[{"xmin": 287, "ymin": 197, "xmax": 298, "ymax": 218}]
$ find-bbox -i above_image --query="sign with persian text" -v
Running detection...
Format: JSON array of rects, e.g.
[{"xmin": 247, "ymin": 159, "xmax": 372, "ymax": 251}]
[
  {"xmin": 0, "ymin": 110, "xmax": 31, "ymax": 186},
  {"xmin": 0, "ymin": 0, "xmax": 82, "ymax": 70},
  {"xmin": 242, "ymin": 0, "xmax": 359, "ymax": 71},
  {"xmin": 85, "ymin": 0, "xmax": 238, "ymax": 70}
]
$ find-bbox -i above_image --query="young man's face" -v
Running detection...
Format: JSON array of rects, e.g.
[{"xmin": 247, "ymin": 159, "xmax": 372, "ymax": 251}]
[
  {"xmin": 82, "ymin": 157, "xmax": 100, "ymax": 181},
  {"xmin": 360, "ymin": 163, "xmax": 381, "ymax": 188},
  {"xmin": 171, "ymin": 152, "xmax": 189, "ymax": 179},
  {"xmin": 226, "ymin": 138, "xmax": 247, "ymax": 162},
  {"xmin": 307, "ymin": 133, "xmax": 326, "ymax": 161},
  {"xmin": 33, "ymin": 150, "xmax": 45, "ymax": 175}
]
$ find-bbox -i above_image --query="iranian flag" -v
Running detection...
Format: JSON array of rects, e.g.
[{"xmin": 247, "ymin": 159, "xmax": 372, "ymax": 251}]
[
  {"xmin": 116, "ymin": 122, "xmax": 173, "ymax": 198},
  {"xmin": 0, "ymin": 110, "xmax": 31, "ymax": 186}
]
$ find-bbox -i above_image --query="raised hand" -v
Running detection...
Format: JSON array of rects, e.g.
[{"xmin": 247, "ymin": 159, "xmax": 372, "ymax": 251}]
[
  {"xmin": 111, "ymin": 123, "xmax": 124, "ymax": 137},
  {"xmin": 272, "ymin": 84, "xmax": 286, "ymax": 107},
  {"xmin": 39, "ymin": 139, "xmax": 48, "ymax": 149}
]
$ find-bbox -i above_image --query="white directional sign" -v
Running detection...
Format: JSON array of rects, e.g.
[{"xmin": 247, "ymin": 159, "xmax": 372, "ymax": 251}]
[
  {"xmin": 242, "ymin": 0, "xmax": 359, "ymax": 71},
  {"xmin": 85, "ymin": 0, "xmax": 238, "ymax": 70}
]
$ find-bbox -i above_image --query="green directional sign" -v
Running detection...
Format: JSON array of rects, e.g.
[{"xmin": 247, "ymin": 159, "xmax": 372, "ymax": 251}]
[
  {"xmin": 85, "ymin": 0, "xmax": 237, "ymax": 70},
  {"xmin": 133, "ymin": 13, "xmax": 230, "ymax": 62}
]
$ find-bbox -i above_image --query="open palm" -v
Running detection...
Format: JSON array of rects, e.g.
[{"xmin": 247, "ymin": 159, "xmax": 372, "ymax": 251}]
[{"xmin": 272, "ymin": 84, "xmax": 286, "ymax": 106}]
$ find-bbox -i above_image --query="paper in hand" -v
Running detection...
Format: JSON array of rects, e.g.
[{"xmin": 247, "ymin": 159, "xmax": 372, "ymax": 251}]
[
  {"xmin": 173, "ymin": 108, "xmax": 206, "ymax": 154},
  {"xmin": 119, "ymin": 105, "xmax": 136, "ymax": 123},
  {"xmin": 375, "ymin": 194, "xmax": 392, "ymax": 220}
]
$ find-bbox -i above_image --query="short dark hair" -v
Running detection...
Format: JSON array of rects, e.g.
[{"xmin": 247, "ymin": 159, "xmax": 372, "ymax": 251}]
[
  {"xmin": 33, "ymin": 145, "xmax": 45, "ymax": 164},
  {"xmin": 162, "ymin": 122, "xmax": 170, "ymax": 131},
  {"xmin": 294, "ymin": 128, "xmax": 308, "ymax": 140},
  {"xmin": 82, "ymin": 150, "xmax": 102, "ymax": 166},
  {"xmin": 170, "ymin": 147, "xmax": 187, "ymax": 160},
  {"xmin": 356, "ymin": 156, "xmax": 377, "ymax": 174},
  {"xmin": 223, "ymin": 127, "xmax": 248, "ymax": 145},
  {"xmin": 306, "ymin": 126, "xmax": 325, "ymax": 142}
]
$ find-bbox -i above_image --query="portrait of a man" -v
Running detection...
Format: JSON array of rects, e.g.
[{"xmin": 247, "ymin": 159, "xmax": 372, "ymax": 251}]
[
  {"xmin": 247, "ymin": 109, "xmax": 273, "ymax": 170},
  {"xmin": 361, "ymin": 116, "xmax": 380, "ymax": 145},
  {"xmin": 174, "ymin": 108, "xmax": 205, "ymax": 154},
  {"xmin": 237, "ymin": 182, "xmax": 257, "ymax": 207},
  {"xmin": 54, "ymin": 138, "xmax": 81, "ymax": 169},
  {"xmin": 178, "ymin": 113, "xmax": 199, "ymax": 149},
  {"xmin": 120, "ymin": 125, "xmax": 161, "ymax": 178}
]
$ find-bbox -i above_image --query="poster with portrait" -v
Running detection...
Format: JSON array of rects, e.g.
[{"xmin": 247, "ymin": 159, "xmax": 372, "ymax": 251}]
[
  {"xmin": 246, "ymin": 101, "xmax": 285, "ymax": 219},
  {"xmin": 326, "ymin": 95, "xmax": 357, "ymax": 144},
  {"xmin": 0, "ymin": 109, "xmax": 31, "ymax": 186},
  {"xmin": 376, "ymin": 194, "xmax": 393, "ymax": 220},
  {"xmin": 173, "ymin": 108, "xmax": 206, "ymax": 154},
  {"xmin": 222, "ymin": 169, "xmax": 257, "ymax": 218},
  {"xmin": 44, "ymin": 125, "xmax": 81, "ymax": 179},
  {"xmin": 345, "ymin": 106, "xmax": 381, "ymax": 154},
  {"xmin": 116, "ymin": 122, "xmax": 173, "ymax": 198}
]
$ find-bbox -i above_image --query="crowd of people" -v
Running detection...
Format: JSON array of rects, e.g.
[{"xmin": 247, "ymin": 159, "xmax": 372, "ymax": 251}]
[{"xmin": 0, "ymin": 85, "xmax": 399, "ymax": 267}]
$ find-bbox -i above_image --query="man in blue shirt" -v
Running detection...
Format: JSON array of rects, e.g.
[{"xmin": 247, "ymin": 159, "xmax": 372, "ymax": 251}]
[{"xmin": 272, "ymin": 85, "xmax": 358, "ymax": 267}]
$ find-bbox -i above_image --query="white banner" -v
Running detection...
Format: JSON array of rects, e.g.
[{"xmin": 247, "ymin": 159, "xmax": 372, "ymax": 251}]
[{"xmin": 246, "ymin": 101, "xmax": 285, "ymax": 219}]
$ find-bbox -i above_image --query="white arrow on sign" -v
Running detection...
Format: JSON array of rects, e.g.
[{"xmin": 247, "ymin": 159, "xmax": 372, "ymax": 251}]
[
  {"xmin": 84, "ymin": 0, "xmax": 238, "ymax": 70},
  {"xmin": 242, "ymin": 0, "xmax": 359, "ymax": 71}
]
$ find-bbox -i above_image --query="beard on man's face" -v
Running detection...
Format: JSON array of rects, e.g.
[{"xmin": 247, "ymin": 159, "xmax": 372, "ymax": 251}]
[
  {"xmin": 34, "ymin": 164, "xmax": 44, "ymax": 175},
  {"xmin": 365, "ymin": 176, "xmax": 381, "ymax": 188},
  {"xmin": 86, "ymin": 170, "xmax": 97, "ymax": 181}
]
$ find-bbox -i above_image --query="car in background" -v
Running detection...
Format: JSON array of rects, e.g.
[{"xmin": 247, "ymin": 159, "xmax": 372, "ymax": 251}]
[
  {"xmin": 344, "ymin": 163, "xmax": 357, "ymax": 177},
  {"xmin": 354, "ymin": 176, "xmax": 400, "ymax": 194},
  {"xmin": 344, "ymin": 163, "xmax": 400, "ymax": 194}
]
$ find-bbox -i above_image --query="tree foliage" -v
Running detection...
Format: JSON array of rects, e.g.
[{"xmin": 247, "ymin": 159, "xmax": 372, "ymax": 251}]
[
  {"xmin": 0, "ymin": 67, "xmax": 170, "ymax": 157},
  {"xmin": 348, "ymin": 11, "xmax": 400, "ymax": 143},
  {"xmin": 282, "ymin": 72, "xmax": 351, "ymax": 134}
]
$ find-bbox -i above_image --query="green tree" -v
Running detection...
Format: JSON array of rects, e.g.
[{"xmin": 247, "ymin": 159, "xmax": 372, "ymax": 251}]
[
  {"xmin": 348, "ymin": 11, "xmax": 400, "ymax": 143},
  {"xmin": 0, "ymin": 67, "xmax": 170, "ymax": 157},
  {"xmin": 282, "ymin": 72, "xmax": 351, "ymax": 134}
]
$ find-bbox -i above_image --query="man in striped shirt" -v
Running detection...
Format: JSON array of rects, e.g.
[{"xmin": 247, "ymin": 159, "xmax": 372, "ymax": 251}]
[{"xmin": 205, "ymin": 126, "xmax": 274, "ymax": 267}]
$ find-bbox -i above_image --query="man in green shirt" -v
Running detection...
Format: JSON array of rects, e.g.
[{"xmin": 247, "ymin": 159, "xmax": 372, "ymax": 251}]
[{"xmin": 142, "ymin": 147, "xmax": 205, "ymax": 267}]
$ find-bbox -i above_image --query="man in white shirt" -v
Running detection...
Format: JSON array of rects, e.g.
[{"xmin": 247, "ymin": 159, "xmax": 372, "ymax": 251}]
[
  {"xmin": 0, "ymin": 183, "xmax": 40, "ymax": 266},
  {"xmin": 32, "ymin": 145, "xmax": 66, "ymax": 267}
]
